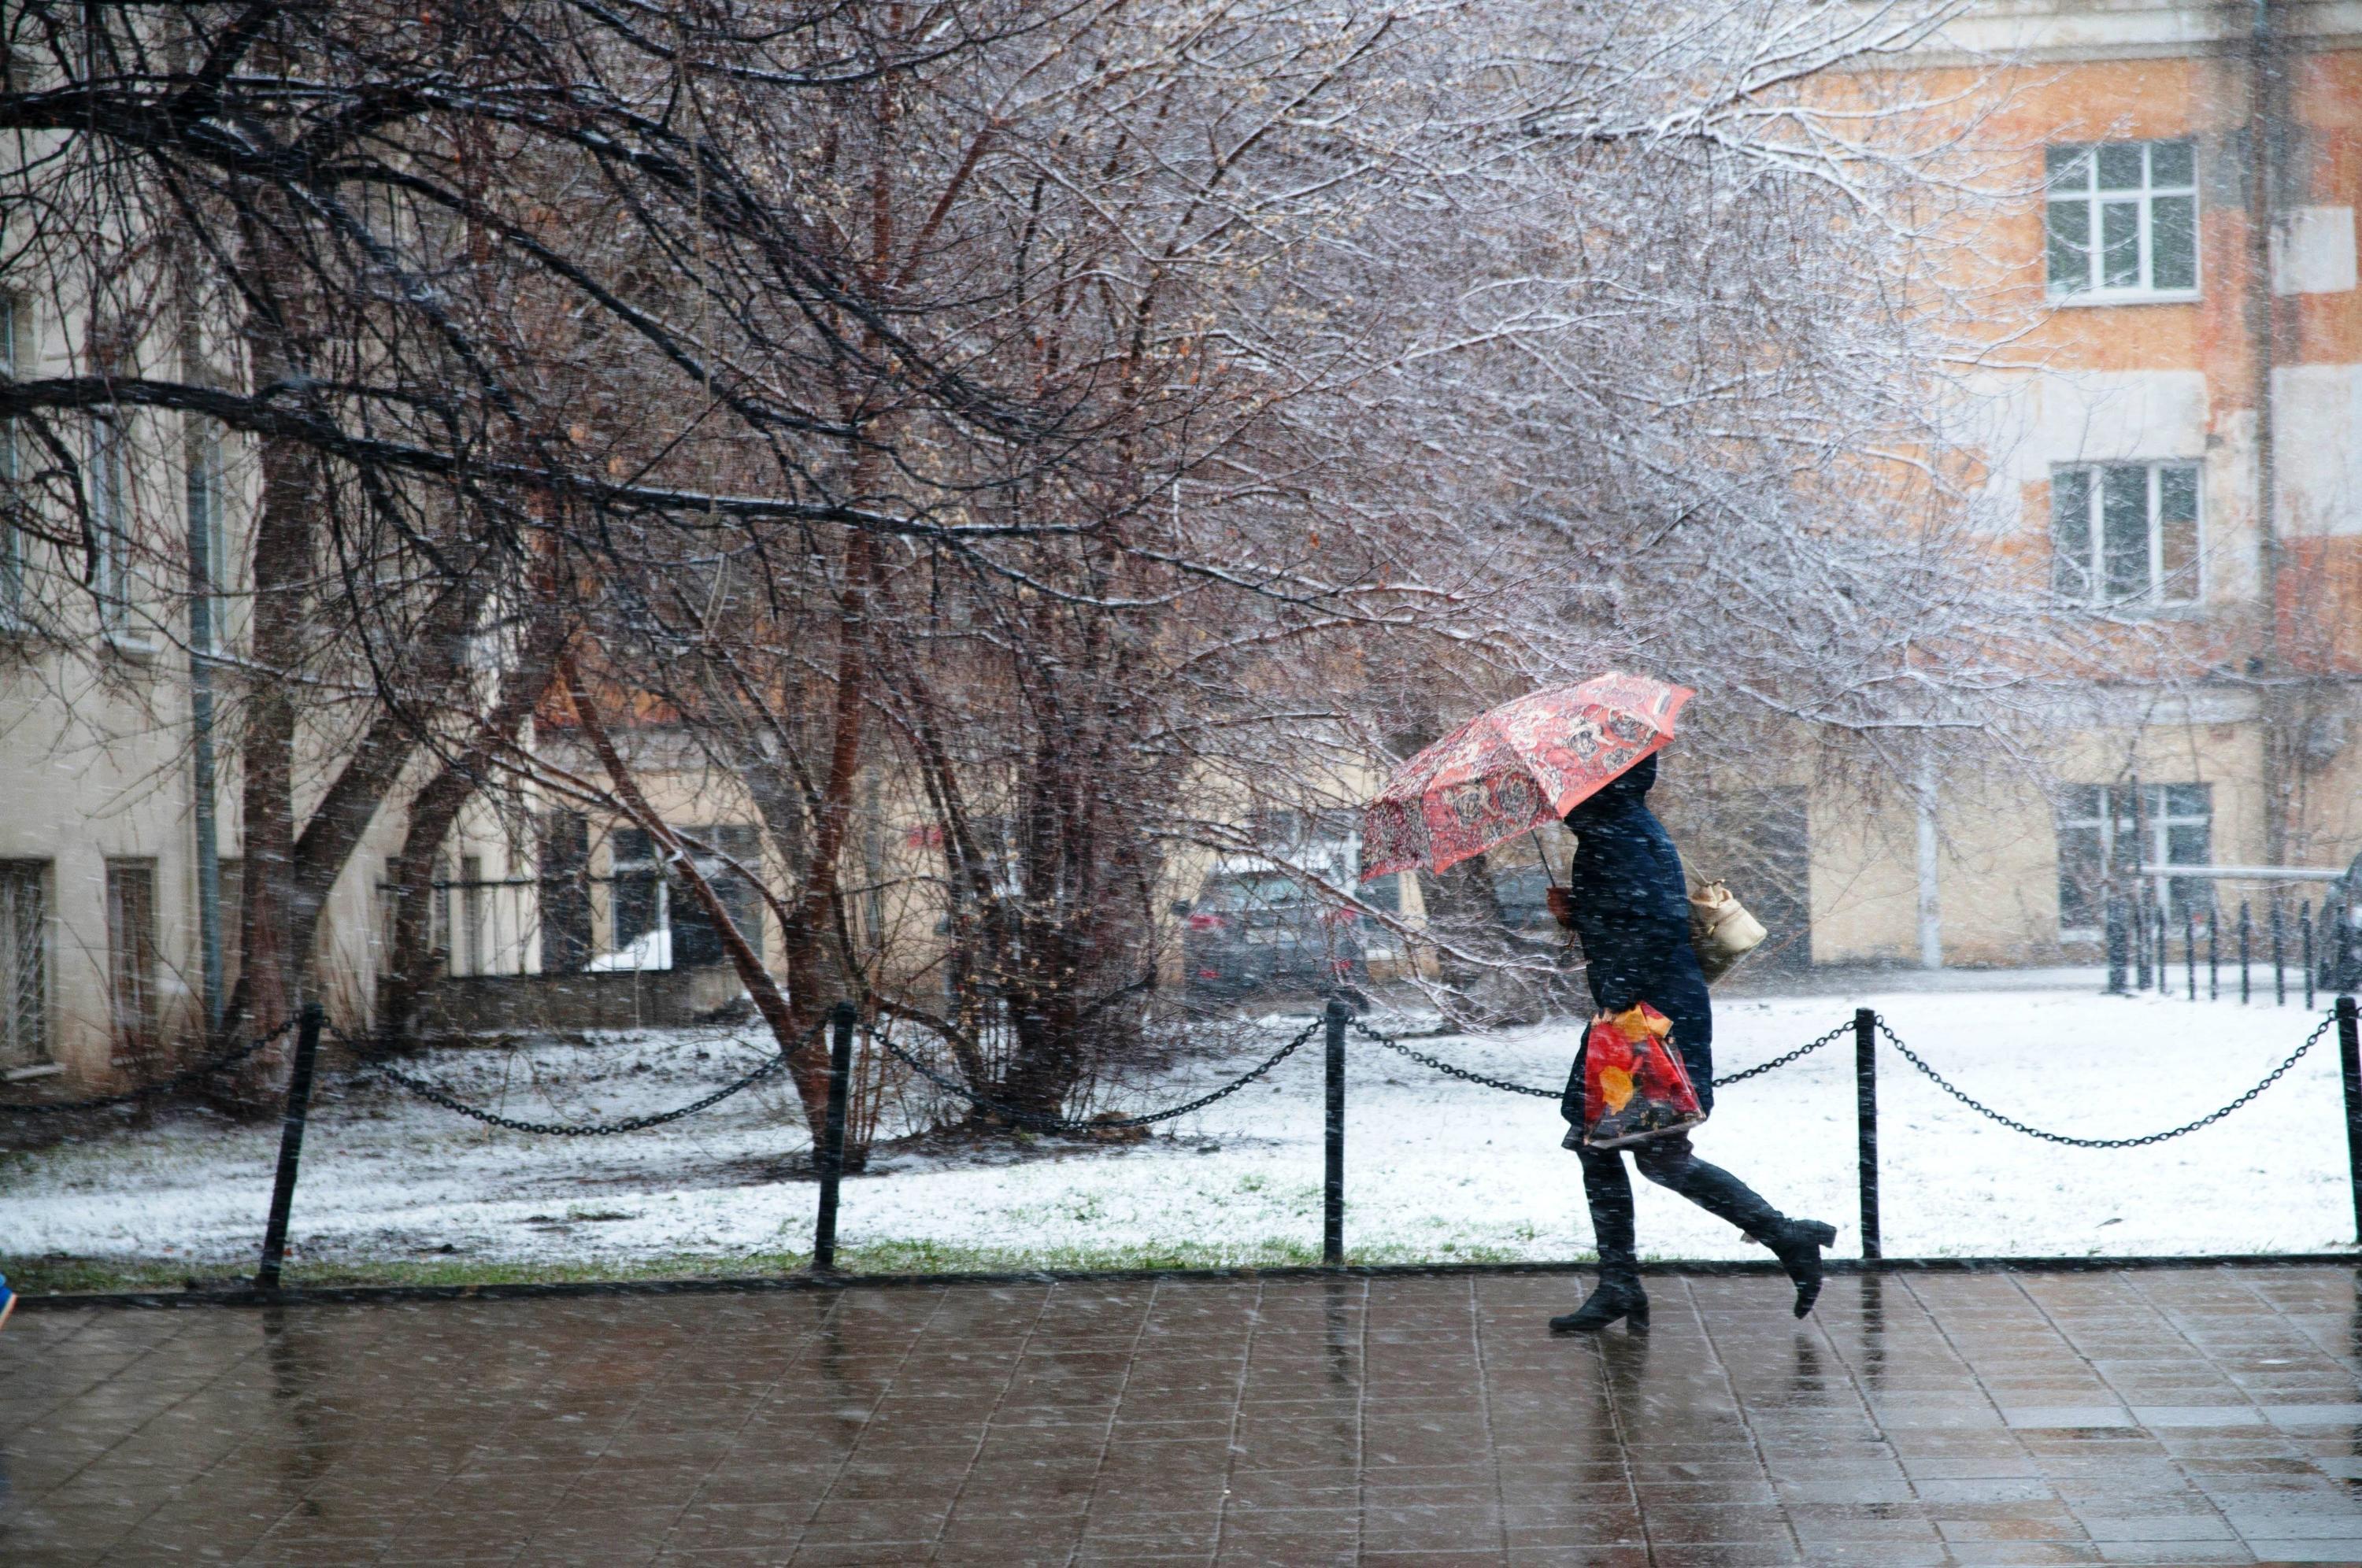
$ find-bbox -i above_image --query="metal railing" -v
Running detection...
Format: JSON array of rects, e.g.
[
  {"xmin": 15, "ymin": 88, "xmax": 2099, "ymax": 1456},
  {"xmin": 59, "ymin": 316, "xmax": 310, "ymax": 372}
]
[
  {"xmin": 378, "ymin": 872, "xmax": 760, "ymax": 978},
  {"xmin": 2108, "ymin": 888, "xmax": 2355, "ymax": 1008}
]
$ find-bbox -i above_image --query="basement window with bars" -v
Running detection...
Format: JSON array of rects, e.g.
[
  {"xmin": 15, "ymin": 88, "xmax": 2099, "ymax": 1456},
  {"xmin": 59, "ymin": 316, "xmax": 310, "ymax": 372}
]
[
  {"xmin": 2051, "ymin": 461, "xmax": 2201, "ymax": 608},
  {"xmin": 2056, "ymin": 783, "xmax": 2213, "ymax": 937},
  {"xmin": 2046, "ymin": 140, "xmax": 2198, "ymax": 300}
]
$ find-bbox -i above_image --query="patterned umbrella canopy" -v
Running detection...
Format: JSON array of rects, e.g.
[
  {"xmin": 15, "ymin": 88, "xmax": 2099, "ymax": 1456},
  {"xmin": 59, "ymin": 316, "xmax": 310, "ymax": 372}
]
[{"xmin": 1361, "ymin": 673, "xmax": 1694, "ymax": 878}]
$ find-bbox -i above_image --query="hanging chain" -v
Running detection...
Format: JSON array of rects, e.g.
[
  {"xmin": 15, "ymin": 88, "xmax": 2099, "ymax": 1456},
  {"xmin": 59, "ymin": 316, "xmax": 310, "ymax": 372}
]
[
  {"xmin": 1349, "ymin": 1015, "xmax": 1848, "ymax": 1096},
  {"xmin": 0, "ymin": 1018, "xmax": 298, "ymax": 1115},
  {"xmin": 1349, "ymin": 1017, "xmax": 1556, "ymax": 1096},
  {"xmin": 1712, "ymin": 1021, "xmax": 1849, "ymax": 1086},
  {"xmin": 1875, "ymin": 1010, "xmax": 2335, "ymax": 1149},
  {"xmin": 344, "ymin": 1018, "xmax": 824, "ymax": 1137},
  {"xmin": 872, "ymin": 1018, "xmax": 1320, "ymax": 1133}
]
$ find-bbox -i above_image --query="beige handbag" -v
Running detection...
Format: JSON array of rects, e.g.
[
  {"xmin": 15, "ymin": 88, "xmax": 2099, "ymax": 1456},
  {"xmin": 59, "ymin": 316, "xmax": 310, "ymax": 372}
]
[{"xmin": 1688, "ymin": 880, "xmax": 1768, "ymax": 984}]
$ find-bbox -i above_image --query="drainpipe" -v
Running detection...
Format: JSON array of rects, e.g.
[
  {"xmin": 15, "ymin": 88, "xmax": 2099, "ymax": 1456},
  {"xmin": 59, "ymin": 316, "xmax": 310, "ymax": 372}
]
[
  {"xmin": 170, "ymin": 205, "xmax": 226, "ymax": 1039},
  {"xmin": 187, "ymin": 449, "xmax": 224, "ymax": 1037},
  {"xmin": 2246, "ymin": 0, "xmax": 2288, "ymax": 869}
]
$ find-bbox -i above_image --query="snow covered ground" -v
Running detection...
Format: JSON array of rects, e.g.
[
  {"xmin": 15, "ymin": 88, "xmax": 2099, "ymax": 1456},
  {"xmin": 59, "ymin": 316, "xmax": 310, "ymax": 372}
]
[{"xmin": 2, "ymin": 986, "xmax": 2351, "ymax": 1273}]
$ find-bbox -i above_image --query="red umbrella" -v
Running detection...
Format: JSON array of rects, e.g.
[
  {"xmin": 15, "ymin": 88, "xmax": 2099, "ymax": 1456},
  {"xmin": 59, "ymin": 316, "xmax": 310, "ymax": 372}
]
[{"xmin": 1361, "ymin": 673, "xmax": 1694, "ymax": 878}]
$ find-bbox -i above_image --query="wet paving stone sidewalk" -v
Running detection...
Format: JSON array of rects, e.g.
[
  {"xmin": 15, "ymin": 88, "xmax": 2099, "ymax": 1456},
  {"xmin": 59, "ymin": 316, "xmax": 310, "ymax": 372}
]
[{"xmin": 7, "ymin": 1266, "xmax": 2362, "ymax": 1565}]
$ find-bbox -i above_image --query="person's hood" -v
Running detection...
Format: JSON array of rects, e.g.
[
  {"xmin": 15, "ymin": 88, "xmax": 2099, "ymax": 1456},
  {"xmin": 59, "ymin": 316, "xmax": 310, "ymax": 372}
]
[{"xmin": 1562, "ymin": 751, "xmax": 1658, "ymax": 827}]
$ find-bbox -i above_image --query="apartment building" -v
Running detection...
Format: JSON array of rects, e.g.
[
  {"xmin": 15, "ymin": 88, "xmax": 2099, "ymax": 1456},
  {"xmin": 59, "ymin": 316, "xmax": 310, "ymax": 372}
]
[
  {"xmin": 1778, "ymin": 0, "xmax": 2362, "ymax": 969},
  {"xmin": 0, "ymin": 276, "xmax": 423, "ymax": 1087}
]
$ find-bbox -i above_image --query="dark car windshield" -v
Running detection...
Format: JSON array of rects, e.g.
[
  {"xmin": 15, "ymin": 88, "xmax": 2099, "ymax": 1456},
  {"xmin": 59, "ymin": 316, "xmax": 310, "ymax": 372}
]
[{"xmin": 1197, "ymin": 871, "xmax": 1315, "ymax": 912}]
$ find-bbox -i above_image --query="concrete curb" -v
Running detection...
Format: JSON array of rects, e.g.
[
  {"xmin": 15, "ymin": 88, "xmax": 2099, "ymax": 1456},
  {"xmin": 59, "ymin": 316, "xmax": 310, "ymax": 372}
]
[{"xmin": 15, "ymin": 1251, "xmax": 2359, "ymax": 1312}]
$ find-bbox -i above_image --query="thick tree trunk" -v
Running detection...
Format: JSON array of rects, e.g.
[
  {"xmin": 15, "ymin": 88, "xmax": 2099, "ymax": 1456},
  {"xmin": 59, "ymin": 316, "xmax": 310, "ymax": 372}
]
[
  {"xmin": 222, "ymin": 434, "xmax": 314, "ymax": 1102},
  {"xmin": 776, "ymin": 528, "xmax": 873, "ymax": 1121}
]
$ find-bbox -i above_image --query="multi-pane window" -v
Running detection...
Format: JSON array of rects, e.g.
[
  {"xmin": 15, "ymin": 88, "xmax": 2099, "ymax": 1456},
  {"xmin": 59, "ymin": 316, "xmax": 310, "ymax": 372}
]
[
  {"xmin": 611, "ymin": 825, "xmax": 763, "ymax": 969},
  {"xmin": 2046, "ymin": 140, "xmax": 2198, "ymax": 298},
  {"xmin": 90, "ymin": 412, "xmax": 131, "ymax": 631},
  {"xmin": 105, "ymin": 858, "xmax": 158, "ymax": 1059},
  {"xmin": 2056, "ymin": 783, "xmax": 2212, "ymax": 934},
  {"xmin": 2051, "ymin": 462, "xmax": 2201, "ymax": 607},
  {"xmin": 459, "ymin": 853, "xmax": 486, "ymax": 976},
  {"xmin": 0, "ymin": 860, "xmax": 48, "ymax": 1068}
]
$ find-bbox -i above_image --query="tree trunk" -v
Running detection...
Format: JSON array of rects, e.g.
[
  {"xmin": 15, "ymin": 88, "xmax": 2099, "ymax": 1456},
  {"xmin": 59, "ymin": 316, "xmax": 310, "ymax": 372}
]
[{"xmin": 221, "ymin": 433, "xmax": 314, "ymax": 1104}]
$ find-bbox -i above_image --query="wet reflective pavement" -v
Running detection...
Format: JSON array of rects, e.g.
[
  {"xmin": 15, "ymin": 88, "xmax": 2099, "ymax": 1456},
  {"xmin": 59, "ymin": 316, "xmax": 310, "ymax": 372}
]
[{"xmin": 7, "ymin": 1268, "xmax": 2362, "ymax": 1565}]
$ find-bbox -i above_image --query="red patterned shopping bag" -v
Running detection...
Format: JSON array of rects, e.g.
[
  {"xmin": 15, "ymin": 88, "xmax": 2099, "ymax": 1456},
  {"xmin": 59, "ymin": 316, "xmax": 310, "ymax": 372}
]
[{"xmin": 1579, "ymin": 1004, "xmax": 1705, "ymax": 1149}]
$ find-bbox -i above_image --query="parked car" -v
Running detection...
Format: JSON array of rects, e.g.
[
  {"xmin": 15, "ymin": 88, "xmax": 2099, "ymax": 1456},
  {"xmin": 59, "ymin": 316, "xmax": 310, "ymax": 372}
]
[
  {"xmin": 1489, "ymin": 865, "xmax": 1559, "ymax": 938},
  {"xmin": 1179, "ymin": 870, "xmax": 1366, "ymax": 1001}
]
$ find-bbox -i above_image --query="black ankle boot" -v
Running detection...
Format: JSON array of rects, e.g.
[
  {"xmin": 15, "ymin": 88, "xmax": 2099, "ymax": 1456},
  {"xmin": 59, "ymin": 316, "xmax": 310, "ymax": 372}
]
[
  {"xmin": 1762, "ymin": 1219, "xmax": 1838, "ymax": 1318},
  {"xmin": 1550, "ymin": 1278, "xmax": 1649, "ymax": 1333}
]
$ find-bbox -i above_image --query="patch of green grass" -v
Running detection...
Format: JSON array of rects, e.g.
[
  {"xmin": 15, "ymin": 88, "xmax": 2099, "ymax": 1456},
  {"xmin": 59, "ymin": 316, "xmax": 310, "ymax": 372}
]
[
  {"xmin": 0, "ymin": 1252, "xmax": 815, "ymax": 1296},
  {"xmin": 3, "ymin": 1236, "xmax": 1568, "ymax": 1296},
  {"xmin": 1, "ymin": 1256, "xmax": 207, "ymax": 1295}
]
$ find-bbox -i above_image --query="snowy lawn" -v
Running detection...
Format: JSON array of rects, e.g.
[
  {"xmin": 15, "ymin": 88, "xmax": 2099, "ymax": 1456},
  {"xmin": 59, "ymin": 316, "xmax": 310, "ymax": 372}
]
[{"xmin": 2, "ymin": 986, "xmax": 2351, "ymax": 1283}]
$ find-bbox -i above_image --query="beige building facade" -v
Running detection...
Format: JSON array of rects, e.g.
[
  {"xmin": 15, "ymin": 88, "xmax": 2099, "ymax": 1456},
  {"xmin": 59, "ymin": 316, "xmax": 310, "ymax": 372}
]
[{"xmin": 1781, "ymin": 0, "xmax": 2362, "ymax": 970}]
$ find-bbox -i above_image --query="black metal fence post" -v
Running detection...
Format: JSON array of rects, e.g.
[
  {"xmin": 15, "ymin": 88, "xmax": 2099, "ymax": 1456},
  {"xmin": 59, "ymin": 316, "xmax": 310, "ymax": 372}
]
[
  {"xmin": 2184, "ymin": 906, "xmax": 2196, "ymax": 1001},
  {"xmin": 255, "ymin": 1004, "xmax": 324, "ymax": 1292},
  {"xmin": 2156, "ymin": 904, "xmax": 2168, "ymax": 995},
  {"xmin": 2303, "ymin": 903, "xmax": 2316, "ymax": 1011},
  {"xmin": 2273, "ymin": 902, "xmax": 2287, "ymax": 1006},
  {"xmin": 1323, "ymin": 997, "xmax": 1347, "ymax": 1266},
  {"xmin": 1855, "ymin": 1008, "xmax": 1880, "ymax": 1263},
  {"xmin": 812, "ymin": 1000, "xmax": 856, "ymax": 1274},
  {"xmin": 2338, "ymin": 997, "xmax": 2362, "ymax": 1247},
  {"xmin": 2337, "ymin": 894, "xmax": 2355, "ymax": 993},
  {"xmin": 2241, "ymin": 902, "xmax": 2253, "ymax": 1004},
  {"xmin": 2132, "ymin": 889, "xmax": 2151, "ymax": 991},
  {"xmin": 2338, "ymin": 894, "xmax": 2356, "ymax": 993},
  {"xmin": 2209, "ymin": 910, "xmax": 2219, "ymax": 1000},
  {"xmin": 2105, "ymin": 897, "xmax": 2128, "ymax": 996}
]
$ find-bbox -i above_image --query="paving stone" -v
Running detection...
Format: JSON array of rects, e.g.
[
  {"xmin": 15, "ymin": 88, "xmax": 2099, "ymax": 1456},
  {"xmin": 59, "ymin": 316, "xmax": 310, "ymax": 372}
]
[{"xmin": 7, "ymin": 1266, "xmax": 2362, "ymax": 1562}]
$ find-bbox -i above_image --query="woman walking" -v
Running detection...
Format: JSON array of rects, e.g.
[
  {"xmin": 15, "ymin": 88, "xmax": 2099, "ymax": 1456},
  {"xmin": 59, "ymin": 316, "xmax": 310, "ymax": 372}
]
[{"xmin": 1549, "ymin": 754, "xmax": 1835, "ymax": 1332}]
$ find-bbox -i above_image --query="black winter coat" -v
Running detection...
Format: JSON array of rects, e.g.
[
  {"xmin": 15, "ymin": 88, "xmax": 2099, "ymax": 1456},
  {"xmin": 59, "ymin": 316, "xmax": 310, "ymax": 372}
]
[{"xmin": 1559, "ymin": 754, "xmax": 1717, "ymax": 1119}]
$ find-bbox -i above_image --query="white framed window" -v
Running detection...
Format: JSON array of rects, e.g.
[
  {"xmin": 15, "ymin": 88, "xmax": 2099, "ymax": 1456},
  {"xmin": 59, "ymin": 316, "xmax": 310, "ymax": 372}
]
[
  {"xmin": 460, "ymin": 853, "xmax": 486, "ymax": 976},
  {"xmin": 2050, "ymin": 461, "xmax": 2201, "ymax": 608},
  {"xmin": 2057, "ymin": 783, "xmax": 2212, "ymax": 937},
  {"xmin": 2046, "ymin": 140, "xmax": 2198, "ymax": 301},
  {"xmin": 89, "ymin": 411, "xmax": 131, "ymax": 631}
]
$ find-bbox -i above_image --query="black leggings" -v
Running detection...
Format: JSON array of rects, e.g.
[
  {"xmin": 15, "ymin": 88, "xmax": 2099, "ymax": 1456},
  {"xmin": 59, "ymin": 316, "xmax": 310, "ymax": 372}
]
[{"xmin": 1576, "ymin": 1133, "xmax": 1784, "ymax": 1281}]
